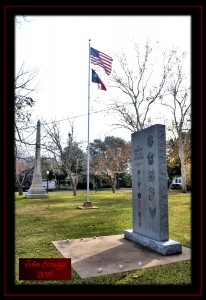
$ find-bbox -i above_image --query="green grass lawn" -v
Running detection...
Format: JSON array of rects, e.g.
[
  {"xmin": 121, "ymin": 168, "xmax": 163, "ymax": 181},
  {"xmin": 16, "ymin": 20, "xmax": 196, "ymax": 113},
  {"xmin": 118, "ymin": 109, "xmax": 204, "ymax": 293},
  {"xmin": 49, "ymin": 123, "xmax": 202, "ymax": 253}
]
[{"xmin": 15, "ymin": 190, "xmax": 191, "ymax": 286}]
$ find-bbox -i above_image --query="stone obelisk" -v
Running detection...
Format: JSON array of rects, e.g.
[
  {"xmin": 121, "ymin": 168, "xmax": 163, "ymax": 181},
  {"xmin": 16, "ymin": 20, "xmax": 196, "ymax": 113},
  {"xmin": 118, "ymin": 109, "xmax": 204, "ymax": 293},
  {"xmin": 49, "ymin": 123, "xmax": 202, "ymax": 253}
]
[{"xmin": 26, "ymin": 120, "xmax": 48, "ymax": 198}]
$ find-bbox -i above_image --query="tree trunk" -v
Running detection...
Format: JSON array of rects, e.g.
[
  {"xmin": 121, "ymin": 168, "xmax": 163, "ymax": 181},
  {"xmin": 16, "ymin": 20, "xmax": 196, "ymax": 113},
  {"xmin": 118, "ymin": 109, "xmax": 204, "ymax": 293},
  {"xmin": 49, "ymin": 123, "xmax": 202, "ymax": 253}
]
[
  {"xmin": 18, "ymin": 185, "xmax": 23, "ymax": 195},
  {"xmin": 99, "ymin": 178, "xmax": 103, "ymax": 189},
  {"xmin": 72, "ymin": 185, "xmax": 77, "ymax": 196},
  {"xmin": 69, "ymin": 173, "xmax": 77, "ymax": 196},
  {"xmin": 70, "ymin": 180, "xmax": 76, "ymax": 196},
  {"xmin": 116, "ymin": 173, "xmax": 120, "ymax": 189},
  {"xmin": 178, "ymin": 139, "xmax": 187, "ymax": 193},
  {"xmin": 57, "ymin": 180, "xmax": 60, "ymax": 190},
  {"xmin": 111, "ymin": 177, "xmax": 116, "ymax": 193}
]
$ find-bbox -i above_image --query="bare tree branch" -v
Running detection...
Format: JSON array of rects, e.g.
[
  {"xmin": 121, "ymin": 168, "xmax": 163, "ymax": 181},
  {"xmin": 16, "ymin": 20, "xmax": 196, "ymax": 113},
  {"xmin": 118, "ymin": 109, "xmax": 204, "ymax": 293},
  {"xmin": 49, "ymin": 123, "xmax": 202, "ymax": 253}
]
[{"xmin": 107, "ymin": 41, "xmax": 175, "ymax": 132}]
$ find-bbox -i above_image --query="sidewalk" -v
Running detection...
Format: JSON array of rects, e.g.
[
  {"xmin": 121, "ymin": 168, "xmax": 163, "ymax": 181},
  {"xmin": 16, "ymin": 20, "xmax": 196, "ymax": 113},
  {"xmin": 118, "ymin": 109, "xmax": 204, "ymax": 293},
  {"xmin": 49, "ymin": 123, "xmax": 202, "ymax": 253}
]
[{"xmin": 52, "ymin": 234, "xmax": 191, "ymax": 279}]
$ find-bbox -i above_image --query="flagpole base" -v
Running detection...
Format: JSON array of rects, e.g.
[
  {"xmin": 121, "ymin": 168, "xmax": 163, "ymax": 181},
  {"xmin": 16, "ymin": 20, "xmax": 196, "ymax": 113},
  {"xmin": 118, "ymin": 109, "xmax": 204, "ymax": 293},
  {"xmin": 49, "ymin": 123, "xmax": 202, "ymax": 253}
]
[
  {"xmin": 83, "ymin": 201, "xmax": 93, "ymax": 208},
  {"xmin": 77, "ymin": 201, "xmax": 99, "ymax": 210}
]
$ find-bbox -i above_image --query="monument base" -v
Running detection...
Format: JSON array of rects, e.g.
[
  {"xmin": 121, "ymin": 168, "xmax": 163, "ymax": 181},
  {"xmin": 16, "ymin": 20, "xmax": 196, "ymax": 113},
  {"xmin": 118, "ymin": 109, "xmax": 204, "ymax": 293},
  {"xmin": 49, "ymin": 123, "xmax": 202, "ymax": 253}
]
[
  {"xmin": 124, "ymin": 229, "xmax": 182, "ymax": 256},
  {"xmin": 26, "ymin": 184, "xmax": 48, "ymax": 199},
  {"xmin": 26, "ymin": 193, "xmax": 48, "ymax": 199}
]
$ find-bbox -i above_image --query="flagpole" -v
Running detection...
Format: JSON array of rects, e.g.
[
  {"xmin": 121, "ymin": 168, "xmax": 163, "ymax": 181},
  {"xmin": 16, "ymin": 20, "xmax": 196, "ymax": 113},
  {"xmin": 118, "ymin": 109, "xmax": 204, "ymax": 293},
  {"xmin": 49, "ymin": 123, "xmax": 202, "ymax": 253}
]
[{"xmin": 86, "ymin": 39, "xmax": 91, "ymax": 204}]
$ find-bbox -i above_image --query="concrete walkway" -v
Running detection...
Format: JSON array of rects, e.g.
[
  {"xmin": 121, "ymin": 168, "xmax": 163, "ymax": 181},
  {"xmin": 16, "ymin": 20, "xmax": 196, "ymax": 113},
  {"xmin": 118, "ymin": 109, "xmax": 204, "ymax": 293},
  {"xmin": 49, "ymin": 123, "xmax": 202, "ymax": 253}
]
[{"xmin": 52, "ymin": 234, "xmax": 191, "ymax": 279}]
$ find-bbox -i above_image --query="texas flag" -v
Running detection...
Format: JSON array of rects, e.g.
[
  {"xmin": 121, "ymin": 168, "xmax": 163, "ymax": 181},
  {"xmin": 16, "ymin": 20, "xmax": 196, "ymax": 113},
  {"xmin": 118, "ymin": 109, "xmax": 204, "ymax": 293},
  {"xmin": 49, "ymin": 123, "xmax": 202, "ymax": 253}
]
[{"xmin": 91, "ymin": 69, "xmax": 107, "ymax": 91}]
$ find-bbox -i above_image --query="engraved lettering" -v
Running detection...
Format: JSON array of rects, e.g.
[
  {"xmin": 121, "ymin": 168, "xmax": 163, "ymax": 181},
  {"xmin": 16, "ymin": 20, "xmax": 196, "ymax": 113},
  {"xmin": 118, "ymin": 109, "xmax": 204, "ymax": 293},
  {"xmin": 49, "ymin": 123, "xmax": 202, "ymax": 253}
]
[
  {"xmin": 148, "ymin": 187, "xmax": 155, "ymax": 201},
  {"xmin": 147, "ymin": 152, "xmax": 154, "ymax": 165},
  {"xmin": 147, "ymin": 135, "xmax": 154, "ymax": 148},
  {"xmin": 148, "ymin": 170, "xmax": 155, "ymax": 182}
]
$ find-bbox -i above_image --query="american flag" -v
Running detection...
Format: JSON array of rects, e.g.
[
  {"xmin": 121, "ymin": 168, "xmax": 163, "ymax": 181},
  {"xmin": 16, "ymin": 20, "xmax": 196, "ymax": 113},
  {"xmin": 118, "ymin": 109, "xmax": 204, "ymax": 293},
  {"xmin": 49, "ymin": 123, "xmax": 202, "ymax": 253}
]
[{"xmin": 90, "ymin": 47, "xmax": 113, "ymax": 76}]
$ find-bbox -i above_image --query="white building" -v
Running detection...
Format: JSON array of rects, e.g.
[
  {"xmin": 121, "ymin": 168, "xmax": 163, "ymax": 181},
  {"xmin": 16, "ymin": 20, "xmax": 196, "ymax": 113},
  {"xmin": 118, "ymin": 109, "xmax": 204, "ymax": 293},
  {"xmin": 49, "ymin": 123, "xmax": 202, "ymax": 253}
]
[{"xmin": 170, "ymin": 176, "xmax": 182, "ymax": 189}]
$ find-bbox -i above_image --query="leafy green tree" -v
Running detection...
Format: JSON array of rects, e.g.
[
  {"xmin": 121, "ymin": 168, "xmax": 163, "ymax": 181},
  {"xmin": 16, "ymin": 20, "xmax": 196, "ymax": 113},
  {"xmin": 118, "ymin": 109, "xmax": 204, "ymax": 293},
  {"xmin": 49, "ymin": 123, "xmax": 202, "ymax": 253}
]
[
  {"xmin": 90, "ymin": 136, "xmax": 131, "ymax": 193},
  {"xmin": 166, "ymin": 138, "xmax": 181, "ymax": 186},
  {"xmin": 166, "ymin": 134, "xmax": 191, "ymax": 189},
  {"xmin": 121, "ymin": 172, "xmax": 132, "ymax": 188}
]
